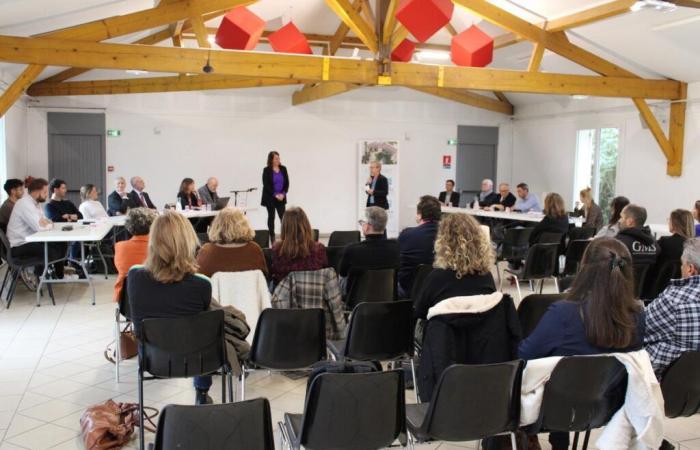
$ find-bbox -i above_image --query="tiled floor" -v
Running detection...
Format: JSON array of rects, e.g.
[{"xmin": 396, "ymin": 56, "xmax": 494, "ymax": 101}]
[{"xmin": 0, "ymin": 266, "xmax": 699, "ymax": 450}]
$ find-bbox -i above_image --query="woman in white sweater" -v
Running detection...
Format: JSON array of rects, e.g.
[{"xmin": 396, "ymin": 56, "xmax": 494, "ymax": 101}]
[{"xmin": 79, "ymin": 184, "xmax": 109, "ymax": 220}]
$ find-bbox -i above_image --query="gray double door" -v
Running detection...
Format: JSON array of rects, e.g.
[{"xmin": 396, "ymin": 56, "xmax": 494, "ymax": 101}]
[
  {"xmin": 455, "ymin": 125, "xmax": 499, "ymax": 207},
  {"xmin": 47, "ymin": 112, "xmax": 106, "ymax": 206}
]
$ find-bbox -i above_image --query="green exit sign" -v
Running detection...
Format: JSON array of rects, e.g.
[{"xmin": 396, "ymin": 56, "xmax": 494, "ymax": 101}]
[
  {"xmin": 447, "ymin": 138, "xmax": 457, "ymax": 145},
  {"xmin": 107, "ymin": 129, "xmax": 121, "ymax": 137}
]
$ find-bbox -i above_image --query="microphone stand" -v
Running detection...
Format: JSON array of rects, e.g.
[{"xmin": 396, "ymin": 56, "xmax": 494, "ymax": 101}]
[{"xmin": 229, "ymin": 188, "xmax": 257, "ymax": 208}]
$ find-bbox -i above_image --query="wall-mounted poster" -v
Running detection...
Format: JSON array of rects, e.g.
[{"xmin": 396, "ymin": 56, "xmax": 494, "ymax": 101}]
[{"xmin": 357, "ymin": 140, "xmax": 399, "ymax": 237}]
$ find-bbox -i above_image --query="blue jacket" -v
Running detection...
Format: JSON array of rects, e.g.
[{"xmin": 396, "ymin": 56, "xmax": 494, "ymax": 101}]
[{"xmin": 398, "ymin": 221, "xmax": 439, "ymax": 294}]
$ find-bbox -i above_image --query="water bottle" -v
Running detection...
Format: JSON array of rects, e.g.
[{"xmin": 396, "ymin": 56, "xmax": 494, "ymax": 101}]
[{"xmin": 473, "ymin": 195, "xmax": 479, "ymax": 210}]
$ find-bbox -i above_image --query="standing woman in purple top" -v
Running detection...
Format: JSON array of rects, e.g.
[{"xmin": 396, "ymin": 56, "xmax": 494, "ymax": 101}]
[{"xmin": 261, "ymin": 151, "xmax": 290, "ymax": 245}]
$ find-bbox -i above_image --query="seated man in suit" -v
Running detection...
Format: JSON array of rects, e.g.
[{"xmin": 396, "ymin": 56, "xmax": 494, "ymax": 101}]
[
  {"xmin": 339, "ymin": 206, "xmax": 400, "ymax": 296},
  {"xmin": 438, "ymin": 179, "xmax": 460, "ymax": 207},
  {"xmin": 107, "ymin": 176, "xmax": 129, "ymax": 216},
  {"xmin": 616, "ymin": 204, "xmax": 660, "ymax": 267},
  {"xmin": 398, "ymin": 195, "xmax": 441, "ymax": 298},
  {"xmin": 127, "ymin": 176, "xmax": 157, "ymax": 210},
  {"xmin": 197, "ymin": 177, "xmax": 220, "ymax": 206},
  {"xmin": 470, "ymin": 179, "xmax": 499, "ymax": 208},
  {"xmin": 487, "ymin": 183, "xmax": 517, "ymax": 211}
]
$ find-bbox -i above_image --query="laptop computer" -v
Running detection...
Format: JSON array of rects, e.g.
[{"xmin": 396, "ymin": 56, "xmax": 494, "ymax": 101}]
[{"xmin": 214, "ymin": 196, "xmax": 230, "ymax": 210}]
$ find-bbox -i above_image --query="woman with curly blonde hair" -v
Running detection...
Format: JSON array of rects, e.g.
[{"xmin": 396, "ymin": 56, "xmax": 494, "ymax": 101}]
[
  {"xmin": 414, "ymin": 213, "xmax": 496, "ymax": 319},
  {"xmin": 196, "ymin": 207, "xmax": 267, "ymax": 277}
]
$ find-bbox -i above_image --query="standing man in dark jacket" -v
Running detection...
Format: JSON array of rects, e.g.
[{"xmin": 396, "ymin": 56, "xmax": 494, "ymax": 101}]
[
  {"xmin": 339, "ymin": 206, "xmax": 399, "ymax": 296},
  {"xmin": 365, "ymin": 161, "xmax": 389, "ymax": 210},
  {"xmin": 616, "ymin": 204, "xmax": 660, "ymax": 267},
  {"xmin": 398, "ymin": 195, "xmax": 441, "ymax": 297}
]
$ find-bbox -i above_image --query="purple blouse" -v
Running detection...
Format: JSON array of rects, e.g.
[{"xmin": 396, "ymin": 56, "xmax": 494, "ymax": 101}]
[{"xmin": 272, "ymin": 170, "xmax": 284, "ymax": 195}]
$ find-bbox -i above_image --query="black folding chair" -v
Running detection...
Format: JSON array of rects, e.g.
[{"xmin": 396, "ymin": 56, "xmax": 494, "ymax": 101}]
[
  {"xmin": 240, "ymin": 308, "xmax": 326, "ymax": 400},
  {"xmin": 328, "ymin": 230, "xmax": 361, "ymax": 247},
  {"xmin": 137, "ymin": 310, "xmax": 233, "ymax": 450},
  {"xmin": 562, "ymin": 239, "xmax": 591, "ymax": 276},
  {"xmin": 279, "ymin": 370, "xmax": 406, "ymax": 450},
  {"xmin": 0, "ymin": 229, "xmax": 54, "ymax": 308},
  {"xmin": 150, "ymin": 398, "xmax": 274, "ymax": 450},
  {"xmin": 504, "ymin": 243, "xmax": 560, "ymax": 300},
  {"xmin": 495, "ymin": 227, "xmax": 533, "ymax": 286},
  {"xmin": 568, "ymin": 227, "xmax": 596, "ymax": 241},
  {"xmin": 633, "ymin": 263, "xmax": 651, "ymax": 299},
  {"xmin": 313, "ymin": 229, "xmax": 319, "ymax": 242},
  {"xmin": 661, "ymin": 351, "xmax": 700, "ymax": 418},
  {"xmin": 527, "ymin": 356, "xmax": 628, "ymax": 450},
  {"xmin": 254, "ymin": 230, "xmax": 270, "ymax": 249},
  {"xmin": 327, "ymin": 300, "xmax": 418, "ymax": 401},
  {"xmin": 324, "ymin": 245, "xmax": 346, "ymax": 273},
  {"xmin": 262, "ymin": 248, "xmax": 273, "ymax": 283},
  {"xmin": 345, "ymin": 268, "xmax": 396, "ymax": 310},
  {"xmin": 406, "ymin": 361, "xmax": 524, "ymax": 447},
  {"xmin": 643, "ymin": 260, "xmax": 681, "ymax": 301},
  {"xmin": 409, "ymin": 264, "xmax": 433, "ymax": 301},
  {"xmin": 538, "ymin": 232, "xmax": 564, "ymax": 245},
  {"xmin": 517, "ymin": 293, "xmax": 566, "ymax": 339}
]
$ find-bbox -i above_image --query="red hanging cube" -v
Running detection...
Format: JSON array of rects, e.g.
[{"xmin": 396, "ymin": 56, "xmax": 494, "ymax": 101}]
[
  {"xmin": 451, "ymin": 25, "xmax": 494, "ymax": 67},
  {"xmin": 268, "ymin": 22, "xmax": 313, "ymax": 54},
  {"xmin": 395, "ymin": 0, "xmax": 454, "ymax": 43},
  {"xmin": 215, "ymin": 6, "xmax": 266, "ymax": 50},
  {"xmin": 391, "ymin": 39, "xmax": 416, "ymax": 62}
]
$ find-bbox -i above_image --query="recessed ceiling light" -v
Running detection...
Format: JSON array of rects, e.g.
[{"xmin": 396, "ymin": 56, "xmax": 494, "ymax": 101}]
[
  {"xmin": 572, "ymin": 94, "xmax": 589, "ymax": 100},
  {"xmin": 126, "ymin": 70, "xmax": 148, "ymax": 75},
  {"xmin": 631, "ymin": 0, "xmax": 678, "ymax": 12}
]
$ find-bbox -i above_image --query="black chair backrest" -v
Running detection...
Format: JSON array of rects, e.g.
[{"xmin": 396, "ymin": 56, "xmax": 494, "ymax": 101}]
[
  {"xmin": 328, "ymin": 230, "xmax": 360, "ymax": 247},
  {"xmin": 537, "ymin": 356, "xmax": 627, "ymax": 432},
  {"xmin": 153, "ymin": 398, "xmax": 274, "ymax": 450},
  {"xmin": 500, "ymin": 227, "xmax": 534, "ymax": 260},
  {"xmin": 262, "ymin": 248, "xmax": 273, "ymax": 281},
  {"xmin": 410, "ymin": 264, "xmax": 433, "ymax": 300},
  {"xmin": 325, "ymin": 246, "xmax": 346, "ymax": 273},
  {"xmin": 313, "ymin": 229, "xmax": 319, "ymax": 242},
  {"xmin": 661, "ymin": 351, "xmax": 700, "ymax": 418},
  {"xmin": 346, "ymin": 268, "xmax": 396, "ymax": 309},
  {"xmin": 0, "ymin": 229, "xmax": 15, "ymax": 266},
  {"xmin": 343, "ymin": 300, "xmax": 414, "ymax": 360},
  {"xmin": 569, "ymin": 227, "xmax": 596, "ymax": 241},
  {"xmin": 517, "ymin": 294, "xmax": 566, "ymax": 339},
  {"xmin": 563, "ymin": 239, "xmax": 591, "ymax": 276},
  {"xmin": 633, "ymin": 263, "xmax": 651, "ymax": 299},
  {"xmin": 422, "ymin": 361, "xmax": 524, "ymax": 441},
  {"xmin": 254, "ymin": 230, "xmax": 270, "ymax": 249},
  {"xmin": 140, "ymin": 310, "xmax": 227, "ymax": 378},
  {"xmin": 299, "ymin": 371, "xmax": 405, "ymax": 450},
  {"xmin": 119, "ymin": 276, "xmax": 131, "ymax": 320},
  {"xmin": 249, "ymin": 308, "xmax": 326, "ymax": 369},
  {"xmin": 538, "ymin": 232, "xmax": 563, "ymax": 245},
  {"xmin": 522, "ymin": 243, "xmax": 559, "ymax": 280},
  {"xmin": 645, "ymin": 260, "xmax": 681, "ymax": 300}
]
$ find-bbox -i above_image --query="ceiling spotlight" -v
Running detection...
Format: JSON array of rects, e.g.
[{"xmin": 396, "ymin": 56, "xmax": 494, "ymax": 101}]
[
  {"xmin": 207, "ymin": 35, "xmax": 216, "ymax": 44},
  {"xmin": 631, "ymin": 0, "xmax": 678, "ymax": 12}
]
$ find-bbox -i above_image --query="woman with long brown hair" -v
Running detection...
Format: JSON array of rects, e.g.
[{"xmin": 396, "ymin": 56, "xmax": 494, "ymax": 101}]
[
  {"xmin": 528, "ymin": 192, "xmax": 569, "ymax": 245},
  {"xmin": 261, "ymin": 151, "xmax": 290, "ymax": 245},
  {"xmin": 596, "ymin": 195, "xmax": 630, "ymax": 238},
  {"xmin": 519, "ymin": 237, "xmax": 644, "ymax": 450},
  {"xmin": 572, "ymin": 187, "xmax": 603, "ymax": 231},
  {"xmin": 177, "ymin": 177, "xmax": 199, "ymax": 209},
  {"xmin": 270, "ymin": 206, "xmax": 326, "ymax": 284}
]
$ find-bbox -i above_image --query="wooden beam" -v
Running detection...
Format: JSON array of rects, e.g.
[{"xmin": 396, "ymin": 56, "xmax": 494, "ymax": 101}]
[
  {"xmin": 445, "ymin": 23, "xmax": 458, "ymax": 36},
  {"xmin": 453, "ymin": 0, "xmax": 635, "ymax": 78},
  {"xmin": 0, "ymin": 0, "xmax": 253, "ymax": 116},
  {"xmin": 493, "ymin": 91, "xmax": 510, "ymax": 103},
  {"xmin": 325, "ymin": 0, "xmax": 378, "ymax": 53},
  {"xmin": 633, "ymin": 98, "xmax": 673, "ymax": 162},
  {"xmin": 382, "ymin": 0, "xmax": 400, "ymax": 45},
  {"xmin": 329, "ymin": 0, "xmax": 364, "ymax": 55},
  {"xmin": 0, "ymin": 36, "xmax": 683, "ymax": 99},
  {"xmin": 36, "ymin": 28, "xmax": 172, "ymax": 85},
  {"xmin": 527, "ymin": 43, "xmax": 545, "ymax": 72},
  {"xmin": 292, "ymin": 82, "xmax": 360, "ymax": 105},
  {"xmin": 391, "ymin": 25, "xmax": 409, "ymax": 50},
  {"xmin": 667, "ymin": 85, "xmax": 687, "ymax": 176},
  {"xmin": 171, "ymin": 20, "xmax": 185, "ymax": 47},
  {"xmin": 27, "ymin": 75, "xmax": 300, "ymax": 96},
  {"xmin": 361, "ymin": 0, "xmax": 376, "ymax": 30},
  {"xmin": 411, "ymin": 87, "xmax": 514, "ymax": 115},
  {"xmin": 190, "ymin": 15, "xmax": 211, "ymax": 48},
  {"xmin": 0, "ymin": 65, "xmax": 45, "ymax": 117}
]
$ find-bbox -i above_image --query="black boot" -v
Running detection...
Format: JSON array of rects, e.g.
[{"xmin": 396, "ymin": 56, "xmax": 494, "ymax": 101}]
[{"xmin": 195, "ymin": 389, "xmax": 213, "ymax": 405}]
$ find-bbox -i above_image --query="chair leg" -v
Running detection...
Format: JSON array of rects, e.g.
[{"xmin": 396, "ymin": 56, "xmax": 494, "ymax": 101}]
[
  {"xmin": 572, "ymin": 431, "xmax": 580, "ymax": 450},
  {"xmin": 227, "ymin": 371, "xmax": 234, "ymax": 403},
  {"xmin": 221, "ymin": 371, "xmax": 226, "ymax": 404},
  {"xmin": 553, "ymin": 276, "xmax": 560, "ymax": 293},
  {"xmin": 410, "ymin": 358, "xmax": 419, "ymax": 403},
  {"xmin": 496, "ymin": 262, "xmax": 502, "ymax": 291},
  {"xmin": 1, "ymin": 266, "xmax": 11, "ymax": 301},
  {"xmin": 240, "ymin": 368, "xmax": 246, "ymax": 401},
  {"xmin": 114, "ymin": 311, "xmax": 121, "ymax": 383},
  {"xmin": 582, "ymin": 430, "xmax": 591, "ymax": 450},
  {"xmin": 510, "ymin": 432, "xmax": 518, "ymax": 450},
  {"xmin": 95, "ymin": 243, "xmax": 109, "ymax": 279},
  {"xmin": 514, "ymin": 278, "xmax": 522, "ymax": 302},
  {"xmin": 138, "ymin": 369, "xmax": 145, "ymax": 450},
  {"xmin": 539, "ymin": 279, "xmax": 544, "ymax": 294},
  {"xmin": 7, "ymin": 269, "xmax": 20, "ymax": 307}
]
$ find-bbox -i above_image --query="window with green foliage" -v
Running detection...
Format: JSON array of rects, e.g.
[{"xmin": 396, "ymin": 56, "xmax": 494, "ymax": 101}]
[{"xmin": 573, "ymin": 127, "xmax": 620, "ymax": 224}]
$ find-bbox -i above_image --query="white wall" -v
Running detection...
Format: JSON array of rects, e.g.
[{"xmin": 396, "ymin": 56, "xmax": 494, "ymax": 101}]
[
  {"xmin": 23, "ymin": 87, "xmax": 512, "ymax": 232},
  {"xmin": 1, "ymin": 66, "xmax": 29, "ymax": 200},
  {"xmin": 510, "ymin": 82, "xmax": 700, "ymax": 224}
]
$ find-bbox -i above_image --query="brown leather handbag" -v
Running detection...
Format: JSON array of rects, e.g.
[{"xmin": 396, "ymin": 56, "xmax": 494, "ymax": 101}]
[
  {"xmin": 80, "ymin": 400, "xmax": 158, "ymax": 450},
  {"xmin": 104, "ymin": 324, "xmax": 137, "ymax": 363}
]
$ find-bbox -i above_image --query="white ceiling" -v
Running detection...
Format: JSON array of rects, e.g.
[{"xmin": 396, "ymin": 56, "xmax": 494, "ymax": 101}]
[{"xmin": 1, "ymin": 0, "xmax": 699, "ymax": 106}]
